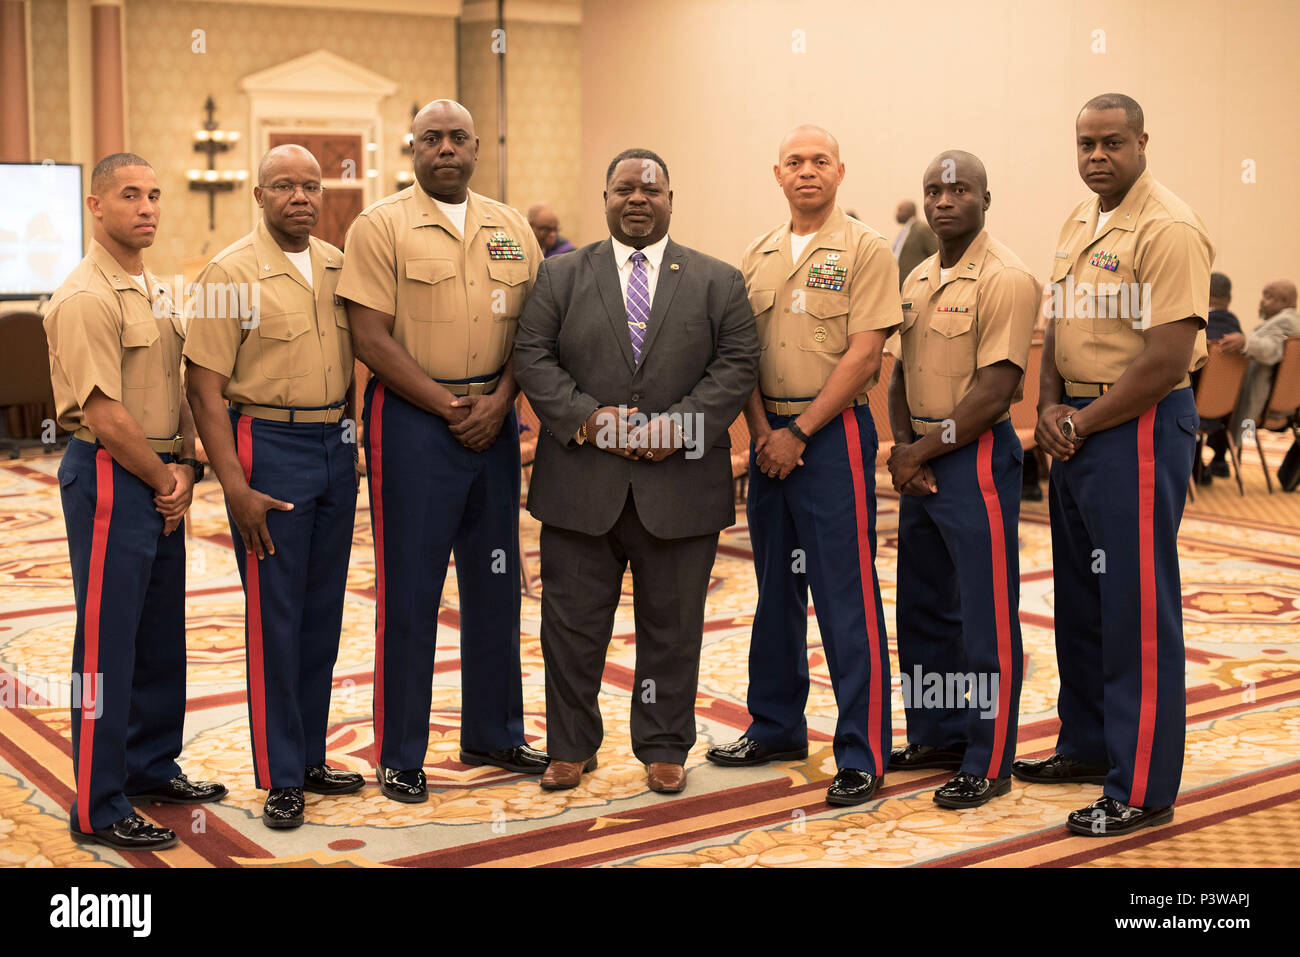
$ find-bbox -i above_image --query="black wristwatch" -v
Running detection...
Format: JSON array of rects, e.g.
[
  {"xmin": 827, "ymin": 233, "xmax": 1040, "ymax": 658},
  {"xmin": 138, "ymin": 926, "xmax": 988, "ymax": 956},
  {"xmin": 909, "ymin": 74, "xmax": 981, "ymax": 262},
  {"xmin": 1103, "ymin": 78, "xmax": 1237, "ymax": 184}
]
[
  {"xmin": 786, "ymin": 420, "xmax": 811, "ymax": 443},
  {"xmin": 178, "ymin": 457, "xmax": 205, "ymax": 482}
]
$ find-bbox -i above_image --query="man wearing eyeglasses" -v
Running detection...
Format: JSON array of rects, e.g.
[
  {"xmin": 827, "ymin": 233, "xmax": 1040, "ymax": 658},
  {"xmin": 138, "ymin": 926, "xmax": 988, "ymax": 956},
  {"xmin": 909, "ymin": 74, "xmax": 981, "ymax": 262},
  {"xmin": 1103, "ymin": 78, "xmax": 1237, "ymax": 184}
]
[{"xmin": 185, "ymin": 144, "xmax": 364, "ymax": 829}]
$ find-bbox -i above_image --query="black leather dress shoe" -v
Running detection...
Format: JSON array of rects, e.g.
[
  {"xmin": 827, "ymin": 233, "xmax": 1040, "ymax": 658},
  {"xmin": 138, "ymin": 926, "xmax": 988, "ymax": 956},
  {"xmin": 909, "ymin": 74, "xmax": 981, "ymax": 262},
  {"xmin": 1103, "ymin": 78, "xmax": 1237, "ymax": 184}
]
[
  {"xmin": 1066, "ymin": 796, "xmax": 1173, "ymax": 836},
  {"xmin": 933, "ymin": 772, "xmax": 1011, "ymax": 808},
  {"xmin": 459, "ymin": 744, "xmax": 549, "ymax": 775},
  {"xmin": 70, "ymin": 812, "xmax": 178, "ymax": 851},
  {"xmin": 304, "ymin": 764, "xmax": 365, "ymax": 795},
  {"xmin": 1209, "ymin": 458, "xmax": 1231, "ymax": 478},
  {"xmin": 826, "ymin": 768, "xmax": 882, "ymax": 806},
  {"xmin": 127, "ymin": 772, "xmax": 228, "ymax": 804},
  {"xmin": 263, "ymin": 788, "xmax": 305, "ymax": 829},
  {"xmin": 705, "ymin": 737, "xmax": 808, "ymax": 767},
  {"xmin": 1012, "ymin": 753, "xmax": 1108, "ymax": 785},
  {"xmin": 890, "ymin": 742, "xmax": 966, "ymax": 770},
  {"xmin": 377, "ymin": 765, "xmax": 428, "ymax": 803}
]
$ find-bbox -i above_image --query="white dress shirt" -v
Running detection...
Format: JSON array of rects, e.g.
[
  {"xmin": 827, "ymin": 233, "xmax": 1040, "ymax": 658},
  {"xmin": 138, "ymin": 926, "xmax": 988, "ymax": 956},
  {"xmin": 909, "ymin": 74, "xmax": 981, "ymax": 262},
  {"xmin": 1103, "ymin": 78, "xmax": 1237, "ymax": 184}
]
[{"xmin": 610, "ymin": 233, "xmax": 670, "ymax": 310}]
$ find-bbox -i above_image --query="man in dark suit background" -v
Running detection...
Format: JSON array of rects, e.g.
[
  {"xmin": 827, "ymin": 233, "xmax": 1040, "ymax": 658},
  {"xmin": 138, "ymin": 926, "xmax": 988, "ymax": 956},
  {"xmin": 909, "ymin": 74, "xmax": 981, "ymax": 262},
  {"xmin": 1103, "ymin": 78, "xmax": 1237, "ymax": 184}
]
[
  {"xmin": 513, "ymin": 148, "xmax": 759, "ymax": 795},
  {"xmin": 893, "ymin": 200, "xmax": 939, "ymax": 288}
]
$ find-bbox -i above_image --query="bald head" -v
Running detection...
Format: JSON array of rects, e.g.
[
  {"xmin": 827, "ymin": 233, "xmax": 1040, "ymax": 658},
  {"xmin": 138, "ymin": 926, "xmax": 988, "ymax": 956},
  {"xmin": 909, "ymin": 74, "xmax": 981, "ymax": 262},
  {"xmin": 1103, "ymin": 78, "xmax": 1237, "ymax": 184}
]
[
  {"xmin": 410, "ymin": 99, "xmax": 478, "ymax": 201},
  {"xmin": 778, "ymin": 125, "xmax": 840, "ymax": 163},
  {"xmin": 1260, "ymin": 280, "xmax": 1298, "ymax": 319},
  {"xmin": 258, "ymin": 144, "xmax": 320, "ymax": 185},
  {"xmin": 528, "ymin": 202, "xmax": 561, "ymax": 250},
  {"xmin": 896, "ymin": 200, "xmax": 916, "ymax": 224},
  {"xmin": 924, "ymin": 150, "xmax": 988, "ymax": 193},
  {"xmin": 412, "ymin": 99, "xmax": 475, "ymax": 137}
]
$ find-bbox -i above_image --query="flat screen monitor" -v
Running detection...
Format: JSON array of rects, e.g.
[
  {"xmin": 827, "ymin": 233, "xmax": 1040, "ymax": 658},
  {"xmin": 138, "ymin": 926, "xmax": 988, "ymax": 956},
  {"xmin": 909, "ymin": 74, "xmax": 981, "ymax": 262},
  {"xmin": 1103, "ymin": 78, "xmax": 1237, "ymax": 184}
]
[{"xmin": 0, "ymin": 162, "xmax": 85, "ymax": 301}]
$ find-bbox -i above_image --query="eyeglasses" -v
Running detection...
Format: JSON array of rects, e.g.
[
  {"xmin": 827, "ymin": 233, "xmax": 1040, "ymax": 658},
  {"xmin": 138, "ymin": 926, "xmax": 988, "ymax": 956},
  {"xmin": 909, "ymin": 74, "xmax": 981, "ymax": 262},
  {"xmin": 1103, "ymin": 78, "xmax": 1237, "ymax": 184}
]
[{"xmin": 260, "ymin": 183, "xmax": 324, "ymax": 195}]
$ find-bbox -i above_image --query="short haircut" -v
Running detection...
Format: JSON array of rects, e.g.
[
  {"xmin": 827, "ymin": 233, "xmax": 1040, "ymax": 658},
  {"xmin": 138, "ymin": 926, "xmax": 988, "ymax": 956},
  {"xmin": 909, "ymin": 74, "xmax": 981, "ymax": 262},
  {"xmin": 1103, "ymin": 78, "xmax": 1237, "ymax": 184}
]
[
  {"xmin": 91, "ymin": 152, "xmax": 153, "ymax": 195},
  {"xmin": 1209, "ymin": 272, "xmax": 1232, "ymax": 299},
  {"xmin": 606, "ymin": 148, "xmax": 669, "ymax": 187},
  {"xmin": 1079, "ymin": 93, "xmax": 1144, "ymax": 135}
]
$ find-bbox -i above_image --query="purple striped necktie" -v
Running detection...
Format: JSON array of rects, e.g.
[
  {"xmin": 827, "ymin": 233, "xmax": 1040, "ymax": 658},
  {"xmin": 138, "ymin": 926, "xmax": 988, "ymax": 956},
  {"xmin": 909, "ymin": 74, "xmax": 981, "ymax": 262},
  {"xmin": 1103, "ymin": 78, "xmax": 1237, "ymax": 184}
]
[{"xmin": 627, "ymin": 250, "xmax": 650, "ymax": 363}]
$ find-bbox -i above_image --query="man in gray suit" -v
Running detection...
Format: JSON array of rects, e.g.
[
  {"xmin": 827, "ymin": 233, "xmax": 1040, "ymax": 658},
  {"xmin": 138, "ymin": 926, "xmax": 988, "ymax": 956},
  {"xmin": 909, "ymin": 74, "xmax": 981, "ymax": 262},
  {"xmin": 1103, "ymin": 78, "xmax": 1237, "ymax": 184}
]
[
  {"xmin": 514, "ymin": 148, "xmax": 759, "ymax": 796},
  {"xmin": 893, "ymin": 199, "xmax": 939, "ymax": 288}
]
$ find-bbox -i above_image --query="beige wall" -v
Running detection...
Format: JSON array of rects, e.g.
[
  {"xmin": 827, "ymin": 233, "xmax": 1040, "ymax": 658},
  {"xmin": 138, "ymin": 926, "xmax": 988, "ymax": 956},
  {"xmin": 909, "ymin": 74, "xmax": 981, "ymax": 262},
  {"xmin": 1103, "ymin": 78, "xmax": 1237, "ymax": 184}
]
[
  {"xmin": 29, "ymin": 0, "xmax": 71, "ymax": 164},
  {"xmin": 459, "ymin": 20, "xmax": 503, "ymax": 202},
  {"xmin": 119, "ymin": 0, "xmax": 456, "ymax": 279},
  {"xmin": 579, "ymin": 0, "xmax": 1300, "ymax": 329}
]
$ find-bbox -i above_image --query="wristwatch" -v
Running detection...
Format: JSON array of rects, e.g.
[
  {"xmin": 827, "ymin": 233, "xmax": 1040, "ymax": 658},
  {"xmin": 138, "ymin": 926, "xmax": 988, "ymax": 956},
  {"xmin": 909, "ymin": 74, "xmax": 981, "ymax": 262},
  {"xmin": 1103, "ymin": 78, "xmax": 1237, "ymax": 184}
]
[
  {"xmin": 177, "ymin": 457, "xmax": 205, "ymax": 482},
  {"xmin": 1061, "ymin": 414, "xmax": 1085, "ymax": 446},
  {"xmin": 786, "ymin": 420, "xmax": 811, "ymax": 443}
]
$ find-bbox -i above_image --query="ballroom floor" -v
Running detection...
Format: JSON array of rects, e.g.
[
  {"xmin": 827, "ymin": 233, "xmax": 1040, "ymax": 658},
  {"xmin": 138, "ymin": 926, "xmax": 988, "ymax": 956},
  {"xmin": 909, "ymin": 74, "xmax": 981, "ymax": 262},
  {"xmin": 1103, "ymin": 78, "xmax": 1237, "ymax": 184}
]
[{"xmin": 1, "ymin": 432, "xmax": 1297, "ymax": 868}]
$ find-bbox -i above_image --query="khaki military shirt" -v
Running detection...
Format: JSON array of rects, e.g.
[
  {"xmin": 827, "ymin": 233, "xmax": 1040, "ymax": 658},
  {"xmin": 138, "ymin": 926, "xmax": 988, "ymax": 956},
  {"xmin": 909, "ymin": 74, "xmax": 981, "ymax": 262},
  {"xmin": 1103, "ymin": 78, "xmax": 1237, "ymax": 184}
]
[
  {"xmin": 183, "ymin": 221, "xmax": 351, "ymax": 407},
  {"xmin": 741, "ymin": 206, "xmax": 901, "ymax": 400},
  {"xmin": 897, "ymin": 230, "xmax": 1040, "ymax": 421},
  {"xmin": 337, "ymin": 185, "xmax": 541, "ymax": 383},
  {"xmin": 1048, "ymin": 169, "xmax": 1213, "ymax": 384},
  {"xmin": 44, "ymin": 240, "xmax": 183, "ymax": 437}
]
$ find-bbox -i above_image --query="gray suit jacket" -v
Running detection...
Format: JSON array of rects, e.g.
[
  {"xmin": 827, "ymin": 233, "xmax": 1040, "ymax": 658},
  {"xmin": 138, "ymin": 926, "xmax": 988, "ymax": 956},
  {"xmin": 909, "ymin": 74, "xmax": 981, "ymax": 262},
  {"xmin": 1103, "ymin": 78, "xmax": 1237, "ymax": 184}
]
[
  {"xmin": 513, "ymin": 237, "xmax": 759, "ymax": 539},
  {"xmin": 897, "ymin": 219, "xmax": 939, "ymax": 288}
]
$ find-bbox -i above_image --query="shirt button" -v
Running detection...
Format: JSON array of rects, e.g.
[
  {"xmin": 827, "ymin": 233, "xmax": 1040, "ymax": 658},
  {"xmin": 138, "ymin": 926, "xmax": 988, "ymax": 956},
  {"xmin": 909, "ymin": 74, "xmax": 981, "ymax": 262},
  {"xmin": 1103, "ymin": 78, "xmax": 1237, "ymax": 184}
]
[
  {"xmin": 632, "ymin": 393, "xmax": 641, "ymax": 402},
  {"xmin": 469, "ymin": 280, "xmax": 475, "ymax": 286},
  {"xmin": 777, "ymin": 377, "xmax": 784, "ymax": 383}
]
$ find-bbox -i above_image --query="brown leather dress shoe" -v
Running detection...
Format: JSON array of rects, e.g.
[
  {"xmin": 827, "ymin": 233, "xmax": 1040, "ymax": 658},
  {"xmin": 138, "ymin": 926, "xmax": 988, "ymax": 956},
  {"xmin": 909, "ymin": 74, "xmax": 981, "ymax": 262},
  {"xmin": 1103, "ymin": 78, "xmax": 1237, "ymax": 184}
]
[
  {"xmin": 646, "ymin": 762, "xmax": 686, "ymax": 794},
  {"xmin": 539, "ymin": 755, "xmax": 597, "ymax": 790}
]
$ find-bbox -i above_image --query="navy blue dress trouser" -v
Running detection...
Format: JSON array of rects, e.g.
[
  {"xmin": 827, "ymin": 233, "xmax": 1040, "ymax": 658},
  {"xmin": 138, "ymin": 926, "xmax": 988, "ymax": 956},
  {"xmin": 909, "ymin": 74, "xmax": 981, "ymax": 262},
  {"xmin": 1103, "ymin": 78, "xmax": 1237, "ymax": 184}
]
[
  {"xmin": 363, "ymin": 380, "xmax": 525, "ymax": 771},
  {"xmin": 743, "ymin": 405, "xmax": 893, "ymax": 774},
  {"xmin": 228, "ymin": 408, "xmax": 356, "ymax": 789},
  {"xmin": 1049, "ymin": 387, "xmax": 1197, "ymax": 809},
  {"xmin": 60, "ymin": 437, "xmax": 185, "ymax": 832},
  {"xmin": 896, "ymin": 418, "xmax": 1024, "ymax": 780}
]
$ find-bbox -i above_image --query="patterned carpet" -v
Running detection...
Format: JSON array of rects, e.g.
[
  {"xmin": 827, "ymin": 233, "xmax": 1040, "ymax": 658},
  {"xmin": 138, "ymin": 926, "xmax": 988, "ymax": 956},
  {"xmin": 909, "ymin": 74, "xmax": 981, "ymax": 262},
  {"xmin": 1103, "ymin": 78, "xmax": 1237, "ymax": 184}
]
[{"xmin": 1, "ymin": 431, "xmax": 1297, "ymax": 868}]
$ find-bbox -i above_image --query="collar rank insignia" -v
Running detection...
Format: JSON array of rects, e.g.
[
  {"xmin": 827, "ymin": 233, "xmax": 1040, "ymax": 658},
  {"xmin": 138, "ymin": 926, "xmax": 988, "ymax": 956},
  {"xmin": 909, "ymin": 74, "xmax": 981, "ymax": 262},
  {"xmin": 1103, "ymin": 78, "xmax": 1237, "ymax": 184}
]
[
  {"xmin": 806, "ymin": 253, "xmax": 847, "ymax": 291},
  {"xmin": 487, "ymin": 230, "xmax": 525, "ymax": 261},
  {"xmin": 1088, "ymin": 249, "xmax": 1119, "ymax": 272},
  {"xmin": 935, "ymin": 305, "xmax": 970, "ymax": 313}
]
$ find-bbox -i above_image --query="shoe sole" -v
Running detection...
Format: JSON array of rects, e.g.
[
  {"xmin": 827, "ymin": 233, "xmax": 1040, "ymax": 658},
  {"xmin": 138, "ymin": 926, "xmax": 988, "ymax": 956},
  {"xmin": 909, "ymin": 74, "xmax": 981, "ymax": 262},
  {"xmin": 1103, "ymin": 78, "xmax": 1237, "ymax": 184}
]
[
  {"xmin": 539, "ymin": 756, "xmax": 598, "ymax": 790},
  {"xmin": 1066, "ymin": 805, "xmax": 1174, "ymax": 837},
  {"xmin": 1011, "ymin": 768, "xmax": 1109, "ymax": 785},
  {"xmin": 126, "ymin": 791, "xmax": 227, "ymax": 805},
  {"xmin": 458, "ymin": 751, "xmax": 548, "ymax": 775},
  {"xmin": 378, "ymin": 783, "xmax": 429, "ymax": 804},
  {"xmin": 932, "ymin": 779, "xmax": 1012, "ymax": 809},
  {"xmin": 706, "ymin": 747, "xmax": 809, "ymax": 767},
  {"xmin": 303, "ymin": 780, "xmax": 366, "ymax": 796},
  {"xmin": 69, "ymin": 828, "xmax": 179, "ymax": 851},
  {"xmin": 825, "ymin": 777, "xmax": 883, "ymax": 807},
  {"xmin": 263, "ymin": 814, "xmax": 305, "ymax": 829}
]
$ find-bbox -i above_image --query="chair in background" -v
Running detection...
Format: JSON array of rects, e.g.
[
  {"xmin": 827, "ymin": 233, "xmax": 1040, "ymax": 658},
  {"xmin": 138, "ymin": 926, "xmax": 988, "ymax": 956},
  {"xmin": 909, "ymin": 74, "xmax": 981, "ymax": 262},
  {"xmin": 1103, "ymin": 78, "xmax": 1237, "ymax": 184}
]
[
  {"xmin": 515, "ymin": 393, "xmax": 543, "ymax": 595},
  {"xmin": 1010, "ymin": 337, "xmax": 1047, "ymax": 491},
  {"xmin": 866, "ymin": 352, "xmax": 896, "ymax": 465},
  {"xmin": 727, "ymin": 412, "xmax": 751, "ymax": 503},
  {"xmin": 1252, "ymin": 336, "xmax": 1300, "ymax": 494},
  {"xmin": 1187, "ymin": 344, "xmax": 1249, "ymax": 501},
  {"xmin": 0, "ymin": 311, "xmax": 61, "ymax": 459}
]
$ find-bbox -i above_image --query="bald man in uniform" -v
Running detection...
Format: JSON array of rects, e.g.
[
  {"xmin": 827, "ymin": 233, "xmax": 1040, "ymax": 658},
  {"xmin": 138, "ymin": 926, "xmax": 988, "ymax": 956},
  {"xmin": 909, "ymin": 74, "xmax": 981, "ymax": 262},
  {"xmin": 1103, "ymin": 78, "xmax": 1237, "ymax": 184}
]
[
  {"xmin": 186, "ymin": 145, "xmax": 364, "ymax": 829},
  {"xmin": 707, "ymin": 126, "xmax": 900, "ymax": 805},
  {"xmin": 339, "ymin": 99, "xmax": 547, "ymax": 803},
  {"xmin": 887, "ymin": 151, "xmax": 1039, "ymax": 807},
  {"xmin": 45, "ymin": 153, "xmax": 226, "ymax": 852},
  {"xmin": 1019, "ymin": 94, "xmax": 1214, "ymax": 836}
]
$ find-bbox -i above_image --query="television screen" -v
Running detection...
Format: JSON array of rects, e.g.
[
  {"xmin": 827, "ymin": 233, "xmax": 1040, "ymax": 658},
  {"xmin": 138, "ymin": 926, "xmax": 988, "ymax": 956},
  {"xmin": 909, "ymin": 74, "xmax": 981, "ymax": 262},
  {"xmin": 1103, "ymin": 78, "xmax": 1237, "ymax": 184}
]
[{"xmin": 0, "ymin": 162, "xmax": 85, "ymax": 300}]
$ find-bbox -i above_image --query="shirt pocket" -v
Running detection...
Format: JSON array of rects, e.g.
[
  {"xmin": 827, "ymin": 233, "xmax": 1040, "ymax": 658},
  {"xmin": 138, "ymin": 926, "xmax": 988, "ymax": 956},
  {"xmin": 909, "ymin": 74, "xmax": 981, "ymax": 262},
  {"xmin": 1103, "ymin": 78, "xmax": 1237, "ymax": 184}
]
[
  {"xmin": 927, "ymin": 309, "xmax": 976, "ymax": 377},
  {"xmin": 798, "ymin": 290, "xmax": 849, "ymax": 354},
  {"xmin": 1080, "ymin": 265, "xmax": 1133, "ymax": 335},
  {"xmin": 403, "ymin": 258, "xmax": 458, "ymax": 322},
  {"xmin": 257, "ymin": 310, "xmax": 312, "ymax": 379},
  {"xmin": 486, "ymin": 260, "xmax": 530, "ymax": 321},
  {"xmin": 121, "ymin": 319, "xmax": 161, "ymax": 389},
  {"xmin": 748, "ymin": 288, "xmax": 776, "ymax": 350}
]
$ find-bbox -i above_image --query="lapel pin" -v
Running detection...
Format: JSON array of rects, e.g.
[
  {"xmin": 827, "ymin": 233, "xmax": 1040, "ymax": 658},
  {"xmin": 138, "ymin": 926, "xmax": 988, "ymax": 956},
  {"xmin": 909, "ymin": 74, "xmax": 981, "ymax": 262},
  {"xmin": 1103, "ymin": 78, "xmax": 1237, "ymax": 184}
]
[{"xmin": 670, "ymin": 263, "xmax": 680, "ymax": 271}]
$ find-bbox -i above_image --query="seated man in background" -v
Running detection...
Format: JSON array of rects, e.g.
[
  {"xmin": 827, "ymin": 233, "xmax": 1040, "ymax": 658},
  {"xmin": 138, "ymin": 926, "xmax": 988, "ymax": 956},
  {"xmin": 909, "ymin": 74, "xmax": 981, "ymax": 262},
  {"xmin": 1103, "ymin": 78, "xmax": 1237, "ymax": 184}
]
[
  {"xmin": 1210, "ymin": 279, "xmax": 1300, "ymax": 471},
  {"xmin": 528, "ymin": 202, "xmax": 576, "ymax": 258},
  {"xmin": 1195, "ymin": 272, "xmax": 1243, "ymax": 482}
]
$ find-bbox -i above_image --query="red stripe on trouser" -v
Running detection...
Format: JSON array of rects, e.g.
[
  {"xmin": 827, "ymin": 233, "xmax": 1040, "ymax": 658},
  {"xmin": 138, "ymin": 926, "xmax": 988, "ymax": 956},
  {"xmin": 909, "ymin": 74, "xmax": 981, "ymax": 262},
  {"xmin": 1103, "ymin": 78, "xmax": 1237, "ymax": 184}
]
[
  {"xmin": 1130, "ymin": 407, "xmax": 1159, "ymax": 807},
  {"xmin": 840, "ymin": 408, "xmax": 884, "ymax": 774},
  {"xmin": 236, "ymin": 415, "xmax": 272, "ymax": 787},
  {"xmin": 76, "ymin": 449, "xmax": 114, "ymax": 833},
  {"xmin": 975, "ymin": 430, "xmax": 1014, "ymax": 778},
  {"xmin": 369, "ymin": 384, "xmax": 387, "ymax": 767}
]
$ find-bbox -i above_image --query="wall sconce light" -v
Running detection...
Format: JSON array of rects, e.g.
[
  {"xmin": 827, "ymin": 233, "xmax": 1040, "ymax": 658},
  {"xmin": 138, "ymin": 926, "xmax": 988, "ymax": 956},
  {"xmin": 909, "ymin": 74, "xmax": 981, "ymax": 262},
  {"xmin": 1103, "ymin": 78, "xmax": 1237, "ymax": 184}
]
[{"xmin": 188, "ymin": 95, "xmax": 247, "ymax": 230}]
